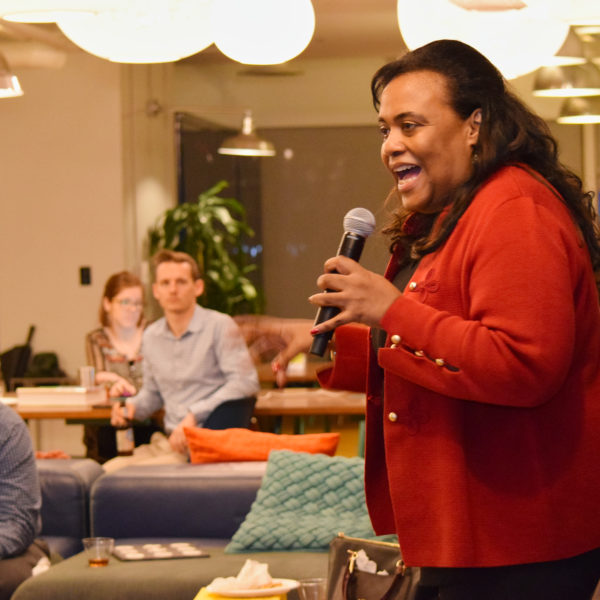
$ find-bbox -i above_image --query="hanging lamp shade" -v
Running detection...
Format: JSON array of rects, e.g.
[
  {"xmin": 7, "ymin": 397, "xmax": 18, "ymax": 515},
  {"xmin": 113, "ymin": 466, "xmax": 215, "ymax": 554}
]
[
  {"xmin": 396, "ymin": 0, "xmax": 569, "ymax": 80},
  {"xmin": 543, "ymin": 26, "xmax": 587, "ymax": 67},
  {"xmin": 533, "ymin": 63, "xmax": 600, "ymax": 97},
  {"xmin": 212, "ymin": 0, "xmax": 315, "ymax": 65},
  {"xmin": 0, "ymin": 53, "xmax": 23, "ymax": 98},
  {"xmin": 218, "ymin": 111, "xmax": 275, "ymax": 157},
  {"xmin": 56, "ymin": 0, "xmax": 213, "ymax": 64},
  {"xmin": 0, "ymin": 0, "xmax": 118, "ymax": 22},
  {"xmin": 556, "ymin": 97, "xmax": 600, "ymax": 124}
]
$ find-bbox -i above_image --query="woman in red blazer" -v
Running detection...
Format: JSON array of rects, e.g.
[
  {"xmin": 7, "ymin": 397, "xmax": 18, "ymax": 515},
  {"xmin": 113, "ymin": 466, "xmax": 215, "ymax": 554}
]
[{"xmin": 239, "ymin": 40, "xmax": 600, "ymax": 599}]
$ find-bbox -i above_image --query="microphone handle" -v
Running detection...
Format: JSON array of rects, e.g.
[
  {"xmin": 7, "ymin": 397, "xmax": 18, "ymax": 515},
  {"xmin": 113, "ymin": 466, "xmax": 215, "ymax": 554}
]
[
  {"xmin": 309, "ymin": 305, "xmax": 339, "ymax": 356},
  {"xmin": 309, "ymin": 232, "xmax": 366, "ymax": 356}
]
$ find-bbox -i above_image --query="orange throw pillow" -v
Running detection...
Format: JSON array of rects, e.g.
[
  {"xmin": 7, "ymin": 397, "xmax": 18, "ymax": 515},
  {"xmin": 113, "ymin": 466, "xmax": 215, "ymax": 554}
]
[{"xmin": 184, "ymin": 427, "xmax": 340, "ymax": 464}]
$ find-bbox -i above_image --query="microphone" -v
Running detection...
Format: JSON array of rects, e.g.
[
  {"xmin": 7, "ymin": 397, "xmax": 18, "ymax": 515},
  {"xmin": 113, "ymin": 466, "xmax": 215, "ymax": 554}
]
[{"xmin": 309, "ymin": 207, "xmax": 376, "ymax": 356}]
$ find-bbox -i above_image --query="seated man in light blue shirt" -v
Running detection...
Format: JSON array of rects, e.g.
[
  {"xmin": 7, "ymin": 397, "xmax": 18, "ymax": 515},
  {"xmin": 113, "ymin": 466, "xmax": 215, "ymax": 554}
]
[{"xmin": 109, "ymin": 250, "xmax": 259, "ymax": 465}]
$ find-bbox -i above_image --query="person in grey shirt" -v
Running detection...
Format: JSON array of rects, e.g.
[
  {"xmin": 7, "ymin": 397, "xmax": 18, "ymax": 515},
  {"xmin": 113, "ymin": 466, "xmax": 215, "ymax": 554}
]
[
  {"xmin": 110, "ymin": 250, "xmax": 259, "ymax": 464},
  {"xmin": 0, "ymin": 403, "xmax": 49, "ymax": 599}
]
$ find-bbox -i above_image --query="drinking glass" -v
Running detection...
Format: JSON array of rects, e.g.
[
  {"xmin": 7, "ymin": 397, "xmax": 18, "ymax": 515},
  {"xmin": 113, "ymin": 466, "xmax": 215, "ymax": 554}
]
[
  {"xmin": 82, "ymin": 537, "xmax": 114, "ymax": 567},
  {"xmin": 298, "ymin": 578, "xmax": 327, "ymax": 600}
]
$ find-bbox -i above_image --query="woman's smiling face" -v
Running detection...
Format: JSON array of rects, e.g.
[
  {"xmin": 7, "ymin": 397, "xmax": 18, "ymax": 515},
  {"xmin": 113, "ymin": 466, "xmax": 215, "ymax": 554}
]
[{"xmin": 378, "ymin": 70, "xmax": 481, "ymax": 214}]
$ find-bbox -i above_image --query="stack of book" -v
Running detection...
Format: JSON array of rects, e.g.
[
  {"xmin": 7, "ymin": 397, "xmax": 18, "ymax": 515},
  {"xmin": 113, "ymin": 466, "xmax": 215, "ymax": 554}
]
[{"xmin": 15, "ymin": 386, "xmax": 107, "ymax": 406}]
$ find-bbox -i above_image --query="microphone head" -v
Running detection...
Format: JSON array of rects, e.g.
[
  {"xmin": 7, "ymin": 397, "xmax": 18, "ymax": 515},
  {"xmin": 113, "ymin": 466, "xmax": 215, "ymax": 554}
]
[{"xmin": 343, "ymin": 207, "xmax": 376, "ymax": 238}]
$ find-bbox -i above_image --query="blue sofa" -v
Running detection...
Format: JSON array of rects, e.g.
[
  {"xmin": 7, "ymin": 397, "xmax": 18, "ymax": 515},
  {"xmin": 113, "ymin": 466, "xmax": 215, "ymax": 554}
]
[
  {"xmin": 15, "ymin": 459, "xmax": 328, "ymax": 600},
  {"xmin": 90, "ymin": 462, "xmax": 266, "ymax": 543},
  {"xmin": 36, "ymin": 458, "xmax": 104, "ymax": 558}
]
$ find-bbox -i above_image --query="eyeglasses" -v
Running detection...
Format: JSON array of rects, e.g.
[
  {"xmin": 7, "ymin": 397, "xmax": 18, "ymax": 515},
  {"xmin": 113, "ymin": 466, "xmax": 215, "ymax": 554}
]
[{"xmin": 115, "ymin": 299, "xmax": 143, "ymax": 308}]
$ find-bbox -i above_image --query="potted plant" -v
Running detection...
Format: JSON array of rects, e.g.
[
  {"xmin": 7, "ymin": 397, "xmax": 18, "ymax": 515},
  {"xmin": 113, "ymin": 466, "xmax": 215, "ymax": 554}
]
[{"xmin": 148, "ymin": 180, "xmax": 263, "ymax": 315}]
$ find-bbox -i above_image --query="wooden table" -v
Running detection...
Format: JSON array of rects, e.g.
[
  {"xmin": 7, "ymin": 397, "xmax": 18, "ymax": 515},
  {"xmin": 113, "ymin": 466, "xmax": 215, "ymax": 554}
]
[
  {"xmin": 255, "ymin": 388, "xmax": 365, "ymax": 441},
  {"xmin": 8, "ymin": 387, "xmax": 364, "ymax": 421},
  {"xmin": 255, "ymin": 388, "xmax": 365, "ymax": 416},
  {"xmin": 7, "ymin": 387, "xmax": 366, "ymax": 450},
  {"xmin": 14, "ymin": 403, "xmax": 112, "ymax": 421}
]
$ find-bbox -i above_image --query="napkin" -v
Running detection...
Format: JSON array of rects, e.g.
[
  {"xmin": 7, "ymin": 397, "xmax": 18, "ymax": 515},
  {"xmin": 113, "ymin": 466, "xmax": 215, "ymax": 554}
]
[{"xmin": 207, "ymin": 559, "xmax": 274, "ymax": 593}]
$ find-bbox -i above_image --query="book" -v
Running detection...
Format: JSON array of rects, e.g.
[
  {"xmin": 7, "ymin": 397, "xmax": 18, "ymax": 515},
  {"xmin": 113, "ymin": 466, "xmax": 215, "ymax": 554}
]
[{"xmin": 15, "ymin": 386, "xmax": 107, "ymax": 406}]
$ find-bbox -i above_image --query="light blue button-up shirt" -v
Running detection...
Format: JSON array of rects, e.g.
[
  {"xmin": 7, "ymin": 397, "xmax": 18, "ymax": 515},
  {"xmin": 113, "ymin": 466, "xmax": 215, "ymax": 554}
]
[{"xmin": 131, "ymin": 305, "xmax": 259, "ymax": 433}]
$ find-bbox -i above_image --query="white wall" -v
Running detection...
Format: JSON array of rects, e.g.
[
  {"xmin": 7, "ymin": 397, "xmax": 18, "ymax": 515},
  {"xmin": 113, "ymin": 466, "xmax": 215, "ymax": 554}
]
[
  {"xmin": 0, "ymin": 54, "xmax": 179, "ymax": 383},
  {"xmin": 173, "ymin": 56, "xmax": 389, "ymax": 129},
  {"xmin": 0, "ymin": 52, "xmax": 124, "ymax": 378}
]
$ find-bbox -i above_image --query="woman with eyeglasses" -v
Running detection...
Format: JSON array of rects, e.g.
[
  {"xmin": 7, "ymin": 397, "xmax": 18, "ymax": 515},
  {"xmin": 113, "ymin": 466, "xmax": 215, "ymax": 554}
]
[{"xmin": 84, "ymin": 271, "xmax": 157, "ymax": 463}]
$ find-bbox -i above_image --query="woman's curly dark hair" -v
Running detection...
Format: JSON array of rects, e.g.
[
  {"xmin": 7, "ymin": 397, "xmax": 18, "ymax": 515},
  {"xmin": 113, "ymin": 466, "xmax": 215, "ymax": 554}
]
[{"xmin": 371, "ymin": 39, "xmax": 600, "ymax": 273}]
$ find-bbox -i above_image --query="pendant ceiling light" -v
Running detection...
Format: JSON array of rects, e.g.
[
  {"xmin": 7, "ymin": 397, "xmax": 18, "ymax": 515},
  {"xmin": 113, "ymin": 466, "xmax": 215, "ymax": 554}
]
[
  {"xmin": 212, "ymin": 0, "xmax": 315, "ymax": 65},
  {"xmin": 556, "ymin": 97, "xmax": 600, "ymax": 124},
  {"xmin": 533, "ymin": 63, "xmax": 600, "ymax": 97},
  {"xmin": 218, "ymin": 111, "xmax": 276, "ymax": 157},
  {"xmin": 0, "ymin": 1, "xmax": 118, "ymax": 22},
  {"xmin": 543, "ymin": 26, "xmax": 587, "ymax": 67},
  {"xmin": 56, "ymin": 0, "xmax": 213, "ymax": 64},
  {"xmin": 0, "ymin": 52, "xmax": 23, "ymax": 98},
  {"xmin": 396, "ymin": 0, "xmax": 569, "ymax": 80}
]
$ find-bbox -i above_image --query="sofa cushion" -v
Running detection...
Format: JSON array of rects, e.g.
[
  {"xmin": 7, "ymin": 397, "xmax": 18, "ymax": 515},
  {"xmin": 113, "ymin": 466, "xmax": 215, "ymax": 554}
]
[
  {"xmin": 91, "ymin": 462, "xmax": 266, "ymax": 540},
  {"xmin": 226, "ymin": 450, "xmax": 379, "ymax": 553},
  {"xmin": 36, "ymin": 458, "xmax": 104, "ymax": 557},
  {"xmin": 184, "ymin": 427, "xmax": 340, "ymax": 463}
]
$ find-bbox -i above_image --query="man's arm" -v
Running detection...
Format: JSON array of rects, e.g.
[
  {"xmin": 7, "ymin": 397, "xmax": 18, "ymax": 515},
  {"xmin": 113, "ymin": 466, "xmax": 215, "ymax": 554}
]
[
  {"xmin": 188, "ymin": 318, "xmax": 259, "ymax": 425},
  {"xmin": 111, "ymin": 334, "xmax": 164, "ymax": 427},
  {"xmin": 0, "ymin": 406, "xmax": 40, "ymax": 558}
]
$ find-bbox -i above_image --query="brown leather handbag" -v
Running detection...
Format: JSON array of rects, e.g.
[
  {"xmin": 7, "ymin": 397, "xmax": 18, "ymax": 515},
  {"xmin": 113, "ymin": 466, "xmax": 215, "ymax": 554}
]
[{"xmin": 327, "ymin": 533, "xmax": 419, "ymax": 600}]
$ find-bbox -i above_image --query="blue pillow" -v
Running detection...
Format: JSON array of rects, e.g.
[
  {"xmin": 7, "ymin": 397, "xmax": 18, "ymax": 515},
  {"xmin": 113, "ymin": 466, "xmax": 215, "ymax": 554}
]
[{"xmin": 226, "ymin": 450, "xmax": 380, "ymax": 552}]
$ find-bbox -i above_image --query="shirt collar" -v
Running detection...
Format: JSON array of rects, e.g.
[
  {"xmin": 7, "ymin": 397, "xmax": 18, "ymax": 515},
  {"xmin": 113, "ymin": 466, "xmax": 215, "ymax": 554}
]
[{"xmin": 157, "ymin": 304, "xmax": 206, "ymax": 338}]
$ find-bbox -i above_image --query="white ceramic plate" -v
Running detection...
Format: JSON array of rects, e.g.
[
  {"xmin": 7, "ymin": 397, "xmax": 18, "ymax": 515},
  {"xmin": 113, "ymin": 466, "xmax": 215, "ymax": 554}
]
[
  {"xmin": 0, "ymin": 397, "xmax": 17, "ymax": 407},
  {"xmin": 206, "ymin": 578, "xmax": 299, "ymax": 598}
]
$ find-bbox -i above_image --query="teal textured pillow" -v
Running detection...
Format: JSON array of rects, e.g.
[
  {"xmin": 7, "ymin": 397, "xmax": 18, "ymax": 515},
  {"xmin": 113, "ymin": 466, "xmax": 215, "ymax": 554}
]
[{"xmin": 226, "ymin": 449, "xmax": 378, "ymax": 552}]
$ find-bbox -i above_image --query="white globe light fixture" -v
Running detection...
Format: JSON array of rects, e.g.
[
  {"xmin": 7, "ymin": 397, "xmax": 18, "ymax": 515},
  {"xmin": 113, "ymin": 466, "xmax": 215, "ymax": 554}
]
[
  {"xmin": 56, "ymin": 0, "xmax": 213, "ymax": 64},
  {"xmin": 560, "ymin": 0, "xmax": 600, "ymax": 26},
  {"xmin": 0, "ymin": 1, "xmax": 119, "ymax": 23},
  {"xmin": 396, "ymin": 0, "xmax": 569, "ymax": 80},
  {"xmin": 212, "ymin": 0, "xmax": 315, "ymax": 65}
]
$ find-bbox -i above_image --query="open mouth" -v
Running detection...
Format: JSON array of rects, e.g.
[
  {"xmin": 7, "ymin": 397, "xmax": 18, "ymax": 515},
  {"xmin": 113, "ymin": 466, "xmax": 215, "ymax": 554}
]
[
  {"xmin": 394, "ymin": 165, "xmax": 421, "ymax": 191},
  {"xmin": 395, "ymin": 165, "xmax": 421, "ymax": 181}
]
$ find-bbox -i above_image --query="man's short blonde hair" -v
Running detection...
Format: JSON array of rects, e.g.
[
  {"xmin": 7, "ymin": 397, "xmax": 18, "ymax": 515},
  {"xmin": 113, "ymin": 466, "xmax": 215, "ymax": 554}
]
[{"xmin": 151, "ymin": 250, "xmax": 201, "ymax": 281}]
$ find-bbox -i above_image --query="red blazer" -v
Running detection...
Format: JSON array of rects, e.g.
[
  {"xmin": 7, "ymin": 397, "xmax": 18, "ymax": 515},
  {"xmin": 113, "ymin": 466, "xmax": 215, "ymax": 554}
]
[{"xmin": 319, "ymin": 165, "xmax": 600, "ymax": 568}]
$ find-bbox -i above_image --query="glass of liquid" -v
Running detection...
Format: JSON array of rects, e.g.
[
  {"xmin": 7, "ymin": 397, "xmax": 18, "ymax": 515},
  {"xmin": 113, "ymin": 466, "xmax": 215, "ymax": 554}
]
[{"xmin": 83, "ymin": 537, "xmax": 114, "ymax": 567}]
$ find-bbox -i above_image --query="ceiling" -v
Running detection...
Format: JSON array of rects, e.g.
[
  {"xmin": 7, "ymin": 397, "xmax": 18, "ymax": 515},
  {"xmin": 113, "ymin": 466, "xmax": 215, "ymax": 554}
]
[{"xmin": 0, "ymin": 0, "xmax": 408, "ymax": 70}]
